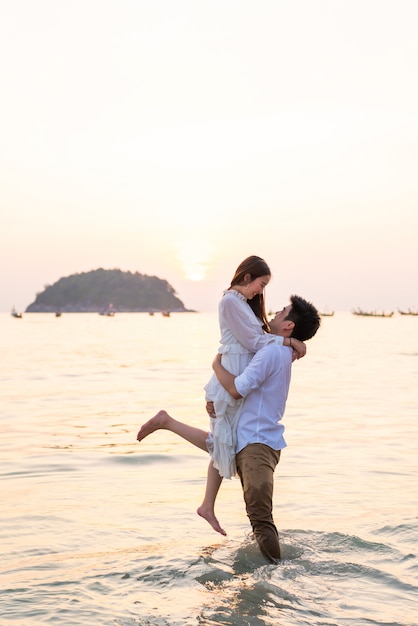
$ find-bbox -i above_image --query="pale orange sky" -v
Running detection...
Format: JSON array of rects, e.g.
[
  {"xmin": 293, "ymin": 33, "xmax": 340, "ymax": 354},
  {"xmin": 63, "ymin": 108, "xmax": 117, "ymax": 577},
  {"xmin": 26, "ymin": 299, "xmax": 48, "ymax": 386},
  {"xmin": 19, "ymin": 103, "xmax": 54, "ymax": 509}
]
[{"xmin": 1, "ymin": 0, "xmax": 417, "ymax": 313}]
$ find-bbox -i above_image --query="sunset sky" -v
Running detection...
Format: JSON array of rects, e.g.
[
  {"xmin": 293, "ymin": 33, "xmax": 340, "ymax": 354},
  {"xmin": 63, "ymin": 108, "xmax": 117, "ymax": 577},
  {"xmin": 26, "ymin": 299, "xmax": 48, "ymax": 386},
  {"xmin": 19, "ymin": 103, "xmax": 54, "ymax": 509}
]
[{"xmin": 1, "ymin": 0, "xmax": 417, "ymax": 313}]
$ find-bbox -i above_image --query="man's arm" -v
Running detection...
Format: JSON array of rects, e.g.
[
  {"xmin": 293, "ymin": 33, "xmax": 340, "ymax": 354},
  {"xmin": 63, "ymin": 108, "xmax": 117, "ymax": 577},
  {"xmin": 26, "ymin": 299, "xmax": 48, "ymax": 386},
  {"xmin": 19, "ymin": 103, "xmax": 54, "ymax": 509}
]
[{"xmin": 212, "ymin": 354, "xmax": 242, "ymax": 400}]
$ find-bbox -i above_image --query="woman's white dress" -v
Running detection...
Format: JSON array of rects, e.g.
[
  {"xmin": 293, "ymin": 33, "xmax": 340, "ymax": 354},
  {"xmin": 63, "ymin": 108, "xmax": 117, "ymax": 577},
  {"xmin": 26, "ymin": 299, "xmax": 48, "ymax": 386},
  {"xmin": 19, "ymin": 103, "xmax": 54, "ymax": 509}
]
[{"xmin": 204, "ymin": 289, "xmax": 283, "ymax": 478}]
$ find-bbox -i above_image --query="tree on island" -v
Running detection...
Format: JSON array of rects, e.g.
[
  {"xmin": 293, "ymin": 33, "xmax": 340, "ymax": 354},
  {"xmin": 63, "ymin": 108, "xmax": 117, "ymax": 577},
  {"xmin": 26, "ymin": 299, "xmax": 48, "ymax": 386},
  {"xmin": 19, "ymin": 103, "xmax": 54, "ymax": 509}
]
[{"xmin": 25, "ymin": 268, "xmax": 190, "ymax": 313}]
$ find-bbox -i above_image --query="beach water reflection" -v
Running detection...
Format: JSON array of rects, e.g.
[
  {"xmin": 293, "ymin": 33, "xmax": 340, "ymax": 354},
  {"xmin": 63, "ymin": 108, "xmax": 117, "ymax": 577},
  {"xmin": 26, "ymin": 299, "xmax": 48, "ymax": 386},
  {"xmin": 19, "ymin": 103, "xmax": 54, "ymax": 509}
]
[{"xmin": 1, "ymin": 312, "xmax": 417, "ymax": 625}]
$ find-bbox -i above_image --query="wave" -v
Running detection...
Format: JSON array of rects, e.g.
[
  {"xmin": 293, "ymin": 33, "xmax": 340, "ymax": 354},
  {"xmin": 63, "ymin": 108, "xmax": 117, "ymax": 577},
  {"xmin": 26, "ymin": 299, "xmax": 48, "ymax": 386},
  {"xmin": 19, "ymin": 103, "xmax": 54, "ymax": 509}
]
[
  {"xmin": 3, "ymin": 526, "xmax": 417, "ymax": 626},
  {"xmin": 186, "ymin": 529, "xmax": 418, "ymax": 626}
]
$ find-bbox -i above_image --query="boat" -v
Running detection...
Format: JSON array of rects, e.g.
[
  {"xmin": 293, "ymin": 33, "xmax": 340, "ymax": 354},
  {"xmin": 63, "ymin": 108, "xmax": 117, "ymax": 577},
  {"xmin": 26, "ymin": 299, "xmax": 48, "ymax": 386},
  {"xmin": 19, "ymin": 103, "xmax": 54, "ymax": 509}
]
[
  {"xmin": 320, "ymin": 311, "xmax": 335, "ymax": 317},
  {"xmin": 352, "ymin": 308, "xmax": 394, "ymax": 318},
  {"xmin": 161, "ymin": 310, "xmax": 170, "ymax": 317},
  {"xmin": 99, "ymin": 304, "xmax": 115, "ymax": 316},
  {"xmin": 55, "ymin": 309, "xmax": 62, "ymax": 317},
  {"xmin": 11, "ymin": 307, "xmax": 22, "ymax": 318},
  {"xmin": 398, "ymin": 308, "xmax": 418, "ymax": 316}
]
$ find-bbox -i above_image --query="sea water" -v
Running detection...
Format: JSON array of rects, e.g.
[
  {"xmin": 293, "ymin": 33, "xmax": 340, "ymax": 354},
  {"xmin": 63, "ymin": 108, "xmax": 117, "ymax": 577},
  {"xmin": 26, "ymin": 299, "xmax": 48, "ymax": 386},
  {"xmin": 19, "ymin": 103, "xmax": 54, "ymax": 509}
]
[{"xmin": 1, "ymin": 311, "xmax": 417, "ymax": 625}]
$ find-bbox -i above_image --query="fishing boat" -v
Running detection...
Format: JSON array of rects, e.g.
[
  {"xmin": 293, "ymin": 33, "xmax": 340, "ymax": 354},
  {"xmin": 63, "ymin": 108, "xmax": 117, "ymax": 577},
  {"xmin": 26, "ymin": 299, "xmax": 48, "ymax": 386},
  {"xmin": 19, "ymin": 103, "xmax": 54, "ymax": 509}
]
[
  {"xmin": 352, "ymin": 308, "xmax": 394, "ymax": 318},
  {"xmin": 11, "ymin": 307, "xmax": 23, "ymax": 318},
  {"xmin": 99, "ymin": 304, "xmax": 115, "ymax": 316},
  {"xmin": 161, "ymin": 310, "xmax": 170, "ymax": 317},
  {"xmin": 398, "ymin": 308, "xmax": 418, "ymax": 316},
  {"xmin": 320, "ymin": 311, "xmax": 335, "ymax": 317}
]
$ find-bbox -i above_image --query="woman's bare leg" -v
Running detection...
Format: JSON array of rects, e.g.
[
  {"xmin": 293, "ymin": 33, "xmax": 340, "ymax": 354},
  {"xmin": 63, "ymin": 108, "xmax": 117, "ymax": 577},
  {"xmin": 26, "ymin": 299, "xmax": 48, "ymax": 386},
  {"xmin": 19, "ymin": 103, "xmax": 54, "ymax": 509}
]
[
  {"xmin": 137, "ymin": 410, "xmax": 209, "ymax": 451},
  {"xmin": 197, "ymin": 460, "xmax": 226, "ymax": 535},
  {"xmin": 137, "ymin": 410, "xmax": 226, "ymax": 535}
]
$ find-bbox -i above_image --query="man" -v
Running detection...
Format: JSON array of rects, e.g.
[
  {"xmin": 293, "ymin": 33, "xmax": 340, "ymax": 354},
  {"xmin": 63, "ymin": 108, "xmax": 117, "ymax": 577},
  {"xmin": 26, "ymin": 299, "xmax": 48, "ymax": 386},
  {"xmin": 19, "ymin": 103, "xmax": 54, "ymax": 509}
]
[
  {"xmin": 137, "ymin": 295, "xmax": 320, "ymax": 562},
  {"xmin": 210, "ymin": 294, "xmax": 320, "ymax": 562}
]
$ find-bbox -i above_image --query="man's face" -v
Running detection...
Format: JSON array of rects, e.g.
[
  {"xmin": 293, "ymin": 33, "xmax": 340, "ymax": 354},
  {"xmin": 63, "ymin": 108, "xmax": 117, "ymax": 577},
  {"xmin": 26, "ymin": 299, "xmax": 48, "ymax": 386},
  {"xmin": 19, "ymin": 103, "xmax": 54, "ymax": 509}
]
[{"xmin": 269, "ymin": 305, "xmax": 292, "ymax": 335}]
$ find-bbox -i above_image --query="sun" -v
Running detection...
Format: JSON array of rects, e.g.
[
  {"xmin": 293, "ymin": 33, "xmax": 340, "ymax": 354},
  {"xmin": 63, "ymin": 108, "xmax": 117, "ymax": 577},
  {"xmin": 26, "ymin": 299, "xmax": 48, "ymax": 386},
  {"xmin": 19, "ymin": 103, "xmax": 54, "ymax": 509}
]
[{"xmin": 178, "ymin": 241, "xmax": 212, "ymax": 281}]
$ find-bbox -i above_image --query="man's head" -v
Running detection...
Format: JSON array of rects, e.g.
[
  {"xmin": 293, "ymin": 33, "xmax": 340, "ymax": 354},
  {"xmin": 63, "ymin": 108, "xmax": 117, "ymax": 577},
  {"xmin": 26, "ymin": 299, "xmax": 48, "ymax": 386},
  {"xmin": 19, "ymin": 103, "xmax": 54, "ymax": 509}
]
[{"xmin": 269, "ymin": 295, "xmax": 321, "ymax": 341}]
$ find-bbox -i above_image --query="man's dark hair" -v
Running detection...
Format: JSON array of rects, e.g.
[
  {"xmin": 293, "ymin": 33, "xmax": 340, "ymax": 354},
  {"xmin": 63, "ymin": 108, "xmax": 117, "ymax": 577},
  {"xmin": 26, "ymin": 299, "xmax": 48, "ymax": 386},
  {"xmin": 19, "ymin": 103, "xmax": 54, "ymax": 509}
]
[{"xmin": 286, "ymin": 295, "xmax": 321, "ymax": 341}]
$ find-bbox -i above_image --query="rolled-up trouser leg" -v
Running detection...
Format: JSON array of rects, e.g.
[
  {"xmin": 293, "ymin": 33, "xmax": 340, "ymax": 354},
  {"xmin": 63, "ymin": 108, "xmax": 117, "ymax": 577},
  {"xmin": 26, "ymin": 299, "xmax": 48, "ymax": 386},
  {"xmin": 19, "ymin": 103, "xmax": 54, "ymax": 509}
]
[{"xmin": 236, "ymin": 443, "xmax": 281, "ymax": 562}]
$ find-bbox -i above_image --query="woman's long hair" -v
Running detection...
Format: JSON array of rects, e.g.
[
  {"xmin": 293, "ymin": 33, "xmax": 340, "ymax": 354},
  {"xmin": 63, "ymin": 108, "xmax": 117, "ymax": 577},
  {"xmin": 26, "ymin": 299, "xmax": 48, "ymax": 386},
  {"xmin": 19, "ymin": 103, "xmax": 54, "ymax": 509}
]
[{"xmin": 229, "ymin": 255, "xmax": 271, "ymax": 331}]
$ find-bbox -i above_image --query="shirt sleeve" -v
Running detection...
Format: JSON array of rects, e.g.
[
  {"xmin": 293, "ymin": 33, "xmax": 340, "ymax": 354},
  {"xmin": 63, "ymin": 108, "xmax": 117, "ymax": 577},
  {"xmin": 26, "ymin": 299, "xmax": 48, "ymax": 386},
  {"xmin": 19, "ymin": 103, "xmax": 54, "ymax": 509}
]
[
  {"xmin": 220, "ymin": 295, "xmax": 283, "ymax": 352},
  {"xmin": 234, "ymin": 346, "xmax": 281, "ymax": 397}
]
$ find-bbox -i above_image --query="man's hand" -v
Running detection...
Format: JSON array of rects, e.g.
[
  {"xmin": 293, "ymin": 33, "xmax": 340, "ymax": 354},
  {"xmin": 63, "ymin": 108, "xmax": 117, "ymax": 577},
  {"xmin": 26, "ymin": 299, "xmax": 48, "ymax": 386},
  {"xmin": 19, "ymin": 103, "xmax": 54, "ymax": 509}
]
[{"xmin": 206, "ymin": 401, "xmax": 216, "ymax": 418}]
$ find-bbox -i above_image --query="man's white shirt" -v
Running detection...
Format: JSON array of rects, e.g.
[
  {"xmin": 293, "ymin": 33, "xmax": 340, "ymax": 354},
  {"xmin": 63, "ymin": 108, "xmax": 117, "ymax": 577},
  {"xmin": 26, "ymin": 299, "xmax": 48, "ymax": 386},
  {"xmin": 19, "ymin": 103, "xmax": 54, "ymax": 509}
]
[{"xmin": 234, "ymin": 343, "xmax": 293, "ymax": 454}]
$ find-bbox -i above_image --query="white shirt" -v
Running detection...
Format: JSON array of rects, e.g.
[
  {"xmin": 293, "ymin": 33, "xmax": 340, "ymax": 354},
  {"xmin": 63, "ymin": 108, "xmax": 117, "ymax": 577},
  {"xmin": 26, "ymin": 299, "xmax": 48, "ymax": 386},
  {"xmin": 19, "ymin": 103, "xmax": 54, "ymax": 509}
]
[
  {"xmin": 217, "ymin": 289, "xmax": 283, "ymax": 356},
  {"xmin": 204, "ymin": 289, "xmax": 285, "ymax": 478},
  {"xmin": 234, "ymin": 343, "xmax": 293, "ymax": 454},
  {"xmin": 205, "ymin": 289, "xmax": 283, "ymax": 398}
]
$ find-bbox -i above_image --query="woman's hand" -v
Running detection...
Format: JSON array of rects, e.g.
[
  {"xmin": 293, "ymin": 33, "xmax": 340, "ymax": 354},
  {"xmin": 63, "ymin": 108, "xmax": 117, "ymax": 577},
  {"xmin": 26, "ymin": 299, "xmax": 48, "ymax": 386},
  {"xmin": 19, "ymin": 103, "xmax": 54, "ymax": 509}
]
[{"xmin": 291, "ymin": 338, "xmax": 306, "ymax": 360}]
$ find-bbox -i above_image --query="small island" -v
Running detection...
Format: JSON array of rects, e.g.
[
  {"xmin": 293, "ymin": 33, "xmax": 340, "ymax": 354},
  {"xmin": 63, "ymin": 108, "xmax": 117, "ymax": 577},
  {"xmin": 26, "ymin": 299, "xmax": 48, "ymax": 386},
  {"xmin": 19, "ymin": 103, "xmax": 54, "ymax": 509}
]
[{"xmin": 25, "ymin": 268, "xmax": 191, "ymax": 313}]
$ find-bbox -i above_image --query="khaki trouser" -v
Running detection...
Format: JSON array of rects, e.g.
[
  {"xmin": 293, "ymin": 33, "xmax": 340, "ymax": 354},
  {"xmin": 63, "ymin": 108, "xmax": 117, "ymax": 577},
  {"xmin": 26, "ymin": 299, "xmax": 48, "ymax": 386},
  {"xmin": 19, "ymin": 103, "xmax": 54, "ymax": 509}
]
[{"xmin": 236, "ymin": 443, "xmax": 281, "ymax": 563}]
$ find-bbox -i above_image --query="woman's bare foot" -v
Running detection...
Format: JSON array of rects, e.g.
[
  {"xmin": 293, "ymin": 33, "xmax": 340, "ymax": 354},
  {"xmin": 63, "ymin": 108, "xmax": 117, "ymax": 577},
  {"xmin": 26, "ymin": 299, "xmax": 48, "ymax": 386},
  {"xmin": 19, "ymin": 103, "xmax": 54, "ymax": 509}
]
[
  {"xmin": 197, "ymin": 505, "xmax": 226, "ymax": 536},
  {"xmin": 137, "ymin": 410, "xmax": 171, "ymax": 442}
]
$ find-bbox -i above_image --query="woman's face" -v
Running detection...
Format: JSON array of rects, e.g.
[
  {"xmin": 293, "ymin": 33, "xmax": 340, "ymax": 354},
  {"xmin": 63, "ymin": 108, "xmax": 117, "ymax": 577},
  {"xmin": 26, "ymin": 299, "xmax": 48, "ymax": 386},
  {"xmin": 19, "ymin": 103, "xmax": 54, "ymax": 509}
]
[{"xmin": 247, "ymin": 274, "xmax": 270, "ymax": 299}]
